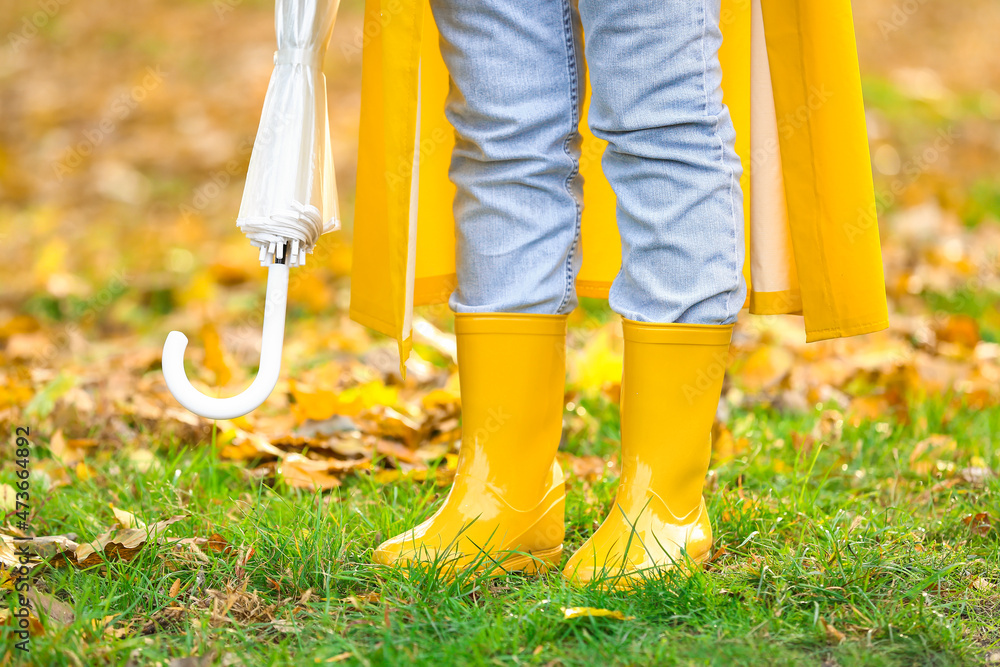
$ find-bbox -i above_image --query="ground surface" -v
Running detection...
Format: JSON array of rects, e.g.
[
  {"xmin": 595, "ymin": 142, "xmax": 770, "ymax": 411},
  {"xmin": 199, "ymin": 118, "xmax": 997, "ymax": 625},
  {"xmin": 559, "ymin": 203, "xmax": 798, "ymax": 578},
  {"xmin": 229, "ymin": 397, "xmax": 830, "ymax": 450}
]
[{"xmin": 0, "ymin": 0, "xmax": 998, "ymax": 665}]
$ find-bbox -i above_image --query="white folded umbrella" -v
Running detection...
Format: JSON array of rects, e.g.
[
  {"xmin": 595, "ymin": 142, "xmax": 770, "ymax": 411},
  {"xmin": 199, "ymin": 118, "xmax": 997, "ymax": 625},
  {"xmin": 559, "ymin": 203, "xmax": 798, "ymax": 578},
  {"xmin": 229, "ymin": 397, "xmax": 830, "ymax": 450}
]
[
  {"xmin": 238, "ymin": 0, "xmax": 341, "ymax": 267},
  {"xmin": 163, "ymin": 0, "xmax": 341, "ymax": 420}
]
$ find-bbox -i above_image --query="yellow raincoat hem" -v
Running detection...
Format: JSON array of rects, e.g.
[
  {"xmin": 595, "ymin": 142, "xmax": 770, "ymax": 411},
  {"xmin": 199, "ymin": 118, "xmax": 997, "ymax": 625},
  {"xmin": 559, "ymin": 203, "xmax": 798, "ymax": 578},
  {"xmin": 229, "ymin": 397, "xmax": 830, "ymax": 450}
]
[
  {"xmin": 349, "ymin": 307, "xmax": 395, "ymax": 339},
  {"xmin": 749, "ymin": 289, "xmax": 803, "ymax": 316},
  {"xmin": 805, "ymin": 318, "xmax": 889, "ymax": 344}
]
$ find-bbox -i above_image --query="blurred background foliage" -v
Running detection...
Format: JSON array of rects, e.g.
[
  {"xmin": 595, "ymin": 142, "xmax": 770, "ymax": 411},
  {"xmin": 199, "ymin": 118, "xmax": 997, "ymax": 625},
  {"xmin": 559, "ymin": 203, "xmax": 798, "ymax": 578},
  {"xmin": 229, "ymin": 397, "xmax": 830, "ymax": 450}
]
[{"xmin": 0, "ymin": 1, "xmax": 998, "ymax": 662}]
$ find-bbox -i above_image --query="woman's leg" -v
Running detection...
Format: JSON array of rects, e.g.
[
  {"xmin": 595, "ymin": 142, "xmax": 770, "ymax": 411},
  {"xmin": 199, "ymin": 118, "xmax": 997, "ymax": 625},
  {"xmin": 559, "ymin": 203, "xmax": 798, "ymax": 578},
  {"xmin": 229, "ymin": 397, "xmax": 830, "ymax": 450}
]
[
  {"xmin": 564, "ymin": 0, "xmax": 743, "ymax": 586},
  {"xmin": 374, "ymin": 0, "xmax": 583, "ymax": 574},
  {"xmin": 434, "ymin": 0, "xmax": 585, "ymax": 315},
  {"xmin": 581, "ymin": 0, "xmax": 745, "ymax": 324}
]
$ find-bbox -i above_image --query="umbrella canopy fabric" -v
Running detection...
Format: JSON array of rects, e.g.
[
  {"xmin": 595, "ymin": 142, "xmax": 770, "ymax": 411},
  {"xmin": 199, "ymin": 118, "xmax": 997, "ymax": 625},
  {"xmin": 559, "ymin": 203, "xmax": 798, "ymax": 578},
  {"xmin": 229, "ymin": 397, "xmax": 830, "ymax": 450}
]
[{"xmin": 237, "ymin": 0, "xmax": 341, "ymax": 267}]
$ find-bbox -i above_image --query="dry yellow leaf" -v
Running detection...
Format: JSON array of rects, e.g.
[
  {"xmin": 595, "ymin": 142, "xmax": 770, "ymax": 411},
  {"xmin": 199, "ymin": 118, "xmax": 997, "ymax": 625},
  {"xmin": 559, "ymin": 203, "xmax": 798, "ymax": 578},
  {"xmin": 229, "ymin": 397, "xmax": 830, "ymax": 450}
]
[
  {"xmin": 847, "ymin": 394, "xmax": 894, "ymax": 427},
  {"xmin": 421, "ymin": 388, "xmax": 461, "ymax": 412},
  {"xmin": 287, "ymin": 270, "xmax": 333, "ymax": 314},
  {"xmin": 64, "ymin": 515, "xmax": 186, "ymax": 568},
  {"xmin": 711, "ymin": 425, "xmax": 749, "ymax": 465},
  {"xmin": 290, "ymin": 379, "xmax": 398, "ymax": 421},
  {"xmin": 199, "ymin": 321, "xmax": 232, "ymax": 386},
  {"xmin": 821, "ymin": 617, "xmax": 846, "ymax": 644},
  {"xmin": 341, "ymin": 591, "xmax": 380, "ymax": 608},
  {"xmin": 558, "ymin": 453, "xmax": 610, "ymax": 481},
  {"xmin": 738, "ymin": 345, "xmax": 794, "ymax": 393},
  {"xmin": 971, "ymin": 577, "xmax": 995, "ymax": 592},
  {"xmin": 561, "ymin": 607, "xmax": 635, "ymax": 621},
  {"xmin": 0, "ymin": 608, "xmax": 44, "ymax": 636},
  {"xmin": 111, "ymin": 506, "xmax": 146, "ymax": 530},
  {"xmin": 289, "ymin": 382, "xmax": 339, "ymax": 422},
  {"xmin": 372, "ymin": 407, "xmax": 423, "ymax": 448},
  {"xmin": 0, "ymin": 484, "xmax": 17, "ymax": 512},
  {"xmin": 280, "ymin": 454, "xmax": 342, "ymax": 490},
  {"xmin": 75, "ymin": 462, "xmax": 97, "ymax": 482},
  {"xmin": 935, "ymin": 314, "xmax": 980, "ymax": 348}
]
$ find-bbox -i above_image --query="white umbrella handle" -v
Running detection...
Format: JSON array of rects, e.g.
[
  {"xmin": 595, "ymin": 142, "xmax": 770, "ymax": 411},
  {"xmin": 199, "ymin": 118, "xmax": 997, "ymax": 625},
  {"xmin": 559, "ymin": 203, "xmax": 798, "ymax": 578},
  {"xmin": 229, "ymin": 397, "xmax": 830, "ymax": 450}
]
[{"xmin": 162, "ymin": 263, "xmax": 289, "ymax": 420}]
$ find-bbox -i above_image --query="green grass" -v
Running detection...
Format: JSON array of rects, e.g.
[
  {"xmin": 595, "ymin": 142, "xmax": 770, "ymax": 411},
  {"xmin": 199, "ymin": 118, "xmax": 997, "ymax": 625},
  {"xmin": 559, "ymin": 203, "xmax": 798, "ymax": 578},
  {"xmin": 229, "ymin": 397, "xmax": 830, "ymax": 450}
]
[{"xmin": 2, "ymin": 396, "xmax": 998, "ymax": 666}]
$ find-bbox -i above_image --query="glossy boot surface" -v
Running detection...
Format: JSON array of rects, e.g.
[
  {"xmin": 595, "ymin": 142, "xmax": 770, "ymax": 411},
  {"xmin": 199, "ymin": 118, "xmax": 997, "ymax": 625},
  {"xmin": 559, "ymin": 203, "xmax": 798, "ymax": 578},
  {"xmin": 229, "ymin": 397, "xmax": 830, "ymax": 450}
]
[
  {"xmin": 563, "ymin": 320, "xmax": 733, "ymax": 588},
  {"xmin": 374, "ymin": 313, "xmax": 567, "ymax": 576}
]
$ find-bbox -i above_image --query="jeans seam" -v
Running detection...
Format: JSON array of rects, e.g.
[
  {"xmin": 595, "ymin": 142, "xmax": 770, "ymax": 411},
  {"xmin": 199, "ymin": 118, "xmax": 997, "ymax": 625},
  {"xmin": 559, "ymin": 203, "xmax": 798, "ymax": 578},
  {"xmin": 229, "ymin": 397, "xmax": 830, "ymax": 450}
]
[
  {"xmin": 701, "ymin": 0, "xmax": 741, "ymax": 323},
  {"xmin": 556, "ymin": 0, "xmax": 582, "ymax": 315}
]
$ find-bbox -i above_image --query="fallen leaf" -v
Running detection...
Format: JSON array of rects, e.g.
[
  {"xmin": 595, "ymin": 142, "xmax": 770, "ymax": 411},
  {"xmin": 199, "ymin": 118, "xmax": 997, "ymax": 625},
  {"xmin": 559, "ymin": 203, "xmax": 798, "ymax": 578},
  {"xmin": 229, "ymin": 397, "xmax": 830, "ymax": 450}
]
[
  {"xmin": 561, "ymin": 607, "xmax": 635, "ymax": 621},
  {"xmin": 167, "ymin": 651, "xmax": 218, "ymax": 667},
  {"xmin": 711, "ymin": 425, "xmax": 749, "ymax": 465},
  {"xmin": 24, "ymin": 588, "xmax": 75, "ymax": 625},
  {"xmin": 5, "ymin": 534, "xmax": 79, "ymax": 566},
  {"xmin": 280, "ymin": 454, "xmax": 343, "ymax": 490},
  {"xmin": 738, "ymin": 345, "xmax": 794, "ymax": 393},
  {"xmin": 206, "ymin": 533, "xmax": 232, "ymax": 555},
  {"xmin": 371, "ymin": 407, "xmax": 423, "ymax": 448},
  {"xmin": 200, "ymin": 322, "xmax": 232, "ymax": 386},
  {"xmin": 961, "ymin": 512, "xmax": 992, "ymax": 536},
  {"xmin": 111, "ymin": 506, "xmax": 146, "ymax": 530},
  {"xmin": 421, "ymin": 388, "xmax": 460, "ymax": 412},
  {"xmin": 0, "ymin": 608, "xmax": 44, "ymax": 636},
  {"xmin": 25, "ymin": 372, "xmax": 78, "ymax": 419},
  {"xmin": 972, "ymin": 577, "xmax": 995, "ymax": 592},
  {"xmin": 847, "ymin": 394, "xmax": 894, "ymax": 427},
  {"xmin": 58, "ymin": 515, "xmax": 186, "ymax": 568},
  {"xmin": 959, "ymin": 466, "xmax": 994, "ymax": 485},
  {"xmin": 0, "ymin": 313, "xmax": 40, "ymax": 339},
  {"xmin": 220, "ymin": 430, "xmax": 286, "ymax": 462},
  {"xmin": 74, "ymin": 461, "xmax": 97, "ymax": 481},
  {"xmin": 290, "ymin": 380, "xmax": 398, "ymax": 421},
  {"xmin": 935, "ymin": 314, "xmax": 980, "ymax": 348},
  {"xmin": 289, "ymin": 382, "xmax": 341, "ymax": 422},
  {"xmin": 271, "ymin": 618, "xmax": 299, "ymax": 633},
  {"xmin": 127, "ymin": 449, "xmax": 160, "ymax": 474},
  {"xmin": 341, "ymin": 591, "xmax": 380, "ymax": 607},
  {"xmin": 821, "ymin": 617, "xmax": 846, "ymax": 644},
  {"xmin": 559, "ymin": 453, "xmax": 609, "ymax": 481},
  {"xmin": 95, "ymin": 614, "xmax": 128, "ymax": 638},
  {"xmin": 0, "ymin": 484, "xmax": 17, "ymax": 512},
  {"xmin": 51, "ymin": 433, "xmax": 98, "ymax": 466},
  {"xmin": 374, "ymin": 438, "xmax": 423, "ymax": 464},
  {"xmin": 0, "ymin": 538, "xmax": 45, "ymax": 573},
  {"xmin": 321, "ymin": 436, "xmax": 370, "ymax": 460}
]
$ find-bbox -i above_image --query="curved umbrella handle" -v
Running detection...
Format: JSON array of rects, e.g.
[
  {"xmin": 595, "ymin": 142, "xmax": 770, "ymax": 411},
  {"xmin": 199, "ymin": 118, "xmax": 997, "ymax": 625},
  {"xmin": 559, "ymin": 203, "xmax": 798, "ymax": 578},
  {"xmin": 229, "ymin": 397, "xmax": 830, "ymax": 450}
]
[{"xmin": 162, "ymin": 263, "xmax": 290, "ymax": 420}]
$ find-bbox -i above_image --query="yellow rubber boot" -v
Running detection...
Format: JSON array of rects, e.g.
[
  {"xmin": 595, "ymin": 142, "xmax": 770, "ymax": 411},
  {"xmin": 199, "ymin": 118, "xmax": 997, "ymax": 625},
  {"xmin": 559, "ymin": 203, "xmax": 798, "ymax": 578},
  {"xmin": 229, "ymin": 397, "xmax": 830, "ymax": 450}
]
[
  {"xmin": 374, "ymin": 313, "xmax": 567, "ymax": 576},
  {"xmin": 563, "ymin": 319, "xmax": 733, "ymax": 588}
]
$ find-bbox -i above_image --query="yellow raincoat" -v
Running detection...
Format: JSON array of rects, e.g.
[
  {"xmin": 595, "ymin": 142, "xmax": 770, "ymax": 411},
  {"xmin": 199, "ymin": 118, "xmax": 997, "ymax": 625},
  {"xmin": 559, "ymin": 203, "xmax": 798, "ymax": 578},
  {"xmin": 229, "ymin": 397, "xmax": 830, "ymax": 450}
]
[{"xmin": 349, "ymin": 0, "xmax": 889, "ymax": 363}]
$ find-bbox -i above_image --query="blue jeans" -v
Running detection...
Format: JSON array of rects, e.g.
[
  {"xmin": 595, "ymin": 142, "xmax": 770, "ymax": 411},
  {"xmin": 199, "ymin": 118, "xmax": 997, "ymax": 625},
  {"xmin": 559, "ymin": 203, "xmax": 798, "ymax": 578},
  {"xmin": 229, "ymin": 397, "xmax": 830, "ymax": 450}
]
[{"xmin": 431, "ymin": 0, "xmax": 746, "ymax": 325}]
